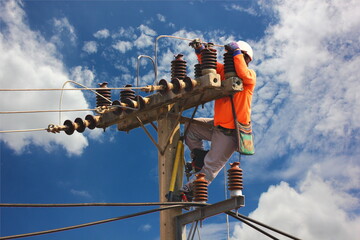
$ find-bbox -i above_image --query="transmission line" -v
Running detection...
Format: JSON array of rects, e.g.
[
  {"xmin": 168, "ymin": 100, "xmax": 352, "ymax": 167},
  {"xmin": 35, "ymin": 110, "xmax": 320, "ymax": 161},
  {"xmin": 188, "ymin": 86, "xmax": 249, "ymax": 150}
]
[
  {"xmin": 0, "ymin": 202, "xmax": 208, "ymax": 208},
  {"xmin": 0, "ymin": 205, "xmax": 182, "ymax": 240},
  {"xmin": 226, "ymin": 211, "xmax": 302, "ymax": 240},
  {"xmin": 0, "ymin": 108, "xmax": 96, "ymax": 114}
]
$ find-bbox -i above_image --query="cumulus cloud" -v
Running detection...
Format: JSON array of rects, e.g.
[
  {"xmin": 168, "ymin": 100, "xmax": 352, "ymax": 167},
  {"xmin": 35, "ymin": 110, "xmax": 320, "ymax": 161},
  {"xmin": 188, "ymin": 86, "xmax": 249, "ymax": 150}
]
[
  {"xmin": 157, "ymin": 13, "xmax": 166, "ymax": 22},
  {"xmin": 112, "ymin": 40, "xmax": 133, "ymax": 53},
  {"xmin": 0, "ymin": 0, "xmax": 91, "ymax": 155},
  {"xmin": 249, "ymin": 0, "xmax": 360, "ymax": 176},
  {"xmin": 224, "ymin": 4, "xmax": 258, "ymax": 16},
  {"xmin": 133, "ymin": 25, "xmax": 157, "ymax": 49},
  {"xmin": 70, "ymin": 66, "xmax": 96, "ymax": 87},
  {"xmin": 231, "ymin": 174, "xmax": 360, "ymax": 240},
  {"xmin": 138, "ymin": 224, "xmax": 152, "ymax": 232},
  {"xmin": 112, "ymin": 26, "xmax": 136, "ymax": 40},
  {"xmin": 82, "ymin": 41, "xmax": 97, "ymax": 54},
  {"xmin": 51, "ymin": 17, "xmax": 77, "ymax": 47},
  {"xmin": 229, "ymin": 0, "xmax": 360, "ymax": 239},
  {"xmin": 93, "ymin": 28, "xmax": 110, "ymax": 39}
]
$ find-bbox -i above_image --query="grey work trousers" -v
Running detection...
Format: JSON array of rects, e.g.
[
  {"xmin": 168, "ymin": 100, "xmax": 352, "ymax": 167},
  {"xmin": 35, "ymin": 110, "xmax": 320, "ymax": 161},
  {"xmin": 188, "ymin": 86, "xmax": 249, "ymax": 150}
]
[{"xmin": 184, "ymin": 118, "xmax": 238, "ymax": 187}]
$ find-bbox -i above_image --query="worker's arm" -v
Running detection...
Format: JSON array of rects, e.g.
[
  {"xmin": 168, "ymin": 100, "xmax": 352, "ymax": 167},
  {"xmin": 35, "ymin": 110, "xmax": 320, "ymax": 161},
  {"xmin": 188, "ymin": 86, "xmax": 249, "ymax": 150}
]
[{"xmin": 234, "ymin": 54, "xmax": 256, "ymax": 85}]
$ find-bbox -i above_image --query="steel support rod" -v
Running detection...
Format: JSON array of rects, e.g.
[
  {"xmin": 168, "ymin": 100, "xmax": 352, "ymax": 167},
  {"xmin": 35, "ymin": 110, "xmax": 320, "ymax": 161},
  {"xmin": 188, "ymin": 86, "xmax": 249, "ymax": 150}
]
[{"xmin": 175, "ymin": 196, "xmax": 245, "ymax": 240}]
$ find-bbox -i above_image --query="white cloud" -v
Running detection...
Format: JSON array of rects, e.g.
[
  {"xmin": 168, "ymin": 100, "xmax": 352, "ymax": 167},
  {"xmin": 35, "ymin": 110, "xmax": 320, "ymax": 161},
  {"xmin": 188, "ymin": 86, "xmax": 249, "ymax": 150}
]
[
  {"xmin": 82, "ymin": 41, "xmax": 97, "ymax": 54},
  {"xmin": 51, "ymin": 17, "xmax": 77, "ymax": 46},
  {"xmin": 70, "ymin": 189, "xmax": 92, "ymax": 199},
  {"xmin": 134, "ymin": 33, "xmax": 153, "ymax": 49},
  {"xmin": 93, "ymin": 28, "xmax": 110, "ymax": 39},
  {"xmin": 247, "ymin": 0, "xmax": 360, "ymax": 174},
  {"xmin": 112, "ymin": 40, "xmax": 133, "ymax": 53},
  {"xmin": 157, "ymin": 13, "xmax": 166, "ymax": 22},
  {"xmin": 224, "ymin": 4, "xmax": 258, "ymax": 16},
  {"xmin": 229, "ymin": 0, "xmax": 360, "ymax": 238},
  {"xmin": 133, "ymin": 25, "xmax": 157, "ymax": 49},
  {"xmin": 70, "ymin": 66, "xmax": 96, "ymax": 87},
  {"xmin": 112, "ymin": 26, "xmax": 136, "ymax": 40},
  {"xmin": 0, "ymin": 0, "xmax": 91, "ymax": 155},
  {"xmin": 231, "ymin": 174, "xmax": 360, "ymax": 240},
  {"xmin": 139, "ymin": 224, "xmax": 152, "ymax": 232},
  {"xmin": 139, "ymin": 24, "xmax": 156, "ymax": 36}
]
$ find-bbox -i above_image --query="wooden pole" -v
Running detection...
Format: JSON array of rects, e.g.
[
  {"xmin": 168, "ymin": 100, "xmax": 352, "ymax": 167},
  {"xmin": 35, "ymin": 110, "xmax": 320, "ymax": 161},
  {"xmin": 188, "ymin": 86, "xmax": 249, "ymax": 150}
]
[{"xmin": 158, "ymin": 104, "xmax": 184, "ymax": 240}]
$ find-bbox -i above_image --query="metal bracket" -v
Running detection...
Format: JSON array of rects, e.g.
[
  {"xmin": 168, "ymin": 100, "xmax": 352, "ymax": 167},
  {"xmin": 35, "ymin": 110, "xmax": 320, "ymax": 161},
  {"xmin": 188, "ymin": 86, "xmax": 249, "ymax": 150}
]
[{"xmin": 175, "ymin": 196, "xmax": 245, "ymax": 240}]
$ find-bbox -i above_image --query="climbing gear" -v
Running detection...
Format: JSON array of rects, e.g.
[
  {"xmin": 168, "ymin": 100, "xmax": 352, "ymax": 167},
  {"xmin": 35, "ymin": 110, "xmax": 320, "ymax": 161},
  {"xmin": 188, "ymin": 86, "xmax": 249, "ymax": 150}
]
[{"xmin": 230, "ymin": 95, "xmax": 255, "ymax": 155}]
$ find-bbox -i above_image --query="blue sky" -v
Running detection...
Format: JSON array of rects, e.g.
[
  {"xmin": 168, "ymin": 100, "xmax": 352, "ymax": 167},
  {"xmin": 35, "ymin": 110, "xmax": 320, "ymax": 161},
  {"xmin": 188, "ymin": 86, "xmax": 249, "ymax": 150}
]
[{"xmin": 1, "ymin": 0, "xmax": 360, "ymax": 239}]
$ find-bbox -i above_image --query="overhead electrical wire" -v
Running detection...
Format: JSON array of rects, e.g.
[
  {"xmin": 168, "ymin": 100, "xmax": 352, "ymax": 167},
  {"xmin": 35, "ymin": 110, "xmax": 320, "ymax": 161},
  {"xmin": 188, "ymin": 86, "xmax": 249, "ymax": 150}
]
[
  {"xmin": 226, "ymin": 211, "xmax": 302, "ymax": 240},
  {"xmin": 0, "ymin": 205, "xmax": 183, "ymax": 240},
  {"xmin": 0, "ymin": 128, "xmax": 48, "ymax": 134},
  {"xmin": 0, "ymin": 108, "xmax": 96, "ymax": 114},
  {"xmin": 0, "ymin": 35, "xmax": 301, "ymax": 240},
  {"xmin": 0, "ymin": 202, "xmax": 208, "ymax": 208},
  {"xmin": 0, "ymin": 86, "xmax": 152, "ymax": 92}
]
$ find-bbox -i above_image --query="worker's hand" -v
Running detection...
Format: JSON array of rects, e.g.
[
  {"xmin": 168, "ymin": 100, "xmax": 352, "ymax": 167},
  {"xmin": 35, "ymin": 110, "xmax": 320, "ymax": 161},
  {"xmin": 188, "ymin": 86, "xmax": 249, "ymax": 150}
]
[
  {"xmin": 225, "ymin": 42, "xmax": 242, "ymax": 56},
  {"xmin": 189, "ymin": 38, "xmax": 204, "ymax": 54}
]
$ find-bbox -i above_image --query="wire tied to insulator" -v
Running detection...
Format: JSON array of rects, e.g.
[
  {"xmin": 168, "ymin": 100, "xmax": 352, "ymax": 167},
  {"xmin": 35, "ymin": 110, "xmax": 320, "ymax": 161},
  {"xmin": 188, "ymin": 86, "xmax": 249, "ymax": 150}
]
[
  {"xmin": 171, "ymin": 54, "xmax": 187, "ymax": 80},
  {"xmin": 47, "ymin": 124, "xmax": 67, "ymax": 134},
  {"xmin": 96, "ymin": 82, "xmax": 112, "ymax": 107},
  {"xmin": 201, "ymin": 43, "xmax": 217, "ymax": 75}
]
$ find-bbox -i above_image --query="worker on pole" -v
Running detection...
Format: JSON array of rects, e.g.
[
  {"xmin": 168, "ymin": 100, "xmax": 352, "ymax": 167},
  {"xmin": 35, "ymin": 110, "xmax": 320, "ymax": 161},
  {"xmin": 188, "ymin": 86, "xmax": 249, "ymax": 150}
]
[{"xmin": 181, "ymin": 39, "xmax": 256, "ymax": 200}]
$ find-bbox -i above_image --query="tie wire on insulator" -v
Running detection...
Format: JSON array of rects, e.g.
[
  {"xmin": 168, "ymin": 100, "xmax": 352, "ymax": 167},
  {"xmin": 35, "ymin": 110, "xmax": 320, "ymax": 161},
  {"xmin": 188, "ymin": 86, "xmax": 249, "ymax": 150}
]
[{"xmin": 154, "ymin": 35, "xmax": 225, "ymax": 83}]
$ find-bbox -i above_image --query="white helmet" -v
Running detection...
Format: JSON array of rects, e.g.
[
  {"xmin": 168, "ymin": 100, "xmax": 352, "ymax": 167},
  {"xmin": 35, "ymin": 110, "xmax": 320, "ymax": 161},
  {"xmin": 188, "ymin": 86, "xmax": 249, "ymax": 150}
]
[{"xmin": 236, "ymin": 41, "xmax": 253, "ymax": 61}]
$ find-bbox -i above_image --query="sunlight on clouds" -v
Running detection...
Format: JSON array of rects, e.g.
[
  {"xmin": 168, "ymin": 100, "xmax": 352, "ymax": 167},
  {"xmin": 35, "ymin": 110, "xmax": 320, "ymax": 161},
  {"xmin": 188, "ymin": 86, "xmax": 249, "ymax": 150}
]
[
  {"xmin": 113, "ymin": 40, "xmax": 133, "ymax": 53},
  {"xmin": 93, "ymin": 28, "xmax": 110, "ymax": 39},
  {"xmin": 156, "ymin": 13, "xmax": 166, "ymax": 22},
  {"xmin": 82, "ymin": 41, "xmax": 98, "ymax": 54},
  {"xmin": 51, "ymin": 17, "xmax": 77, "ymax": 47},
  {"xmin": 250, "ymin": 0, "xmax": 360, "ymax": 171},
  {"xmin": 224, "ymin": 4, "xmax": 258, "ymax": 16},
  {"xmin": 70, "ymin": 66, "xmax": 96, "ymax": 88},
  {"xmin": 134, "ymin": 25, "xmax": 157, "ymax": 49},
  {"xmin": 139, "ymin": 224, "xmax": 152, "ymax": 232},
  {"xmin": 0, "ymin": 0, "xmax": 91, "ymax": 155},
  {"xmin": 232, "ymin": 1, "xmax": 360, "ymax": 239},
  {"xmin": 231, "ymin": 174, "xmax": 360, "ymax": 240}
]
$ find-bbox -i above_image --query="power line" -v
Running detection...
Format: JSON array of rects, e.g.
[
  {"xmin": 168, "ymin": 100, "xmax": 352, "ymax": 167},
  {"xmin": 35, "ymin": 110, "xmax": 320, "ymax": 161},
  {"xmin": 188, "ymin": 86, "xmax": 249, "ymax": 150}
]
[
  {"xmin": 0, "ymin": 86, "xmax": 153, "ymax": 92},
  {"xmin": 0, "ymin": 202, "xmax": 208, "ymax": 208},
  {"xmin": 0, "ymin": 205, "xmax": 183, "ymax": 240},
  {"xmin": 0, "ymin": 108, "xmax": 96, "ymax": 114},
  {"xmin": 226, "ymin": 211, "xmax": 302, "ymax": 240},
  {"xmin": 0, "ymin": 128, "xmax": 48, "ymax": 134}
]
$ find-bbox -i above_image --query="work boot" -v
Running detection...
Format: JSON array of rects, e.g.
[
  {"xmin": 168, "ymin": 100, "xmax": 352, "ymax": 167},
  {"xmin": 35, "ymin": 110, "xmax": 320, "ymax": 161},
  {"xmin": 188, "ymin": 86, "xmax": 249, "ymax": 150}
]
[
  {"xmin": 191, "ymin": 148, "xmax": 208, "ymax": 173},
  {"xmin": 180, "ymin": 185, "xmax": 193, "ymax": 203}
]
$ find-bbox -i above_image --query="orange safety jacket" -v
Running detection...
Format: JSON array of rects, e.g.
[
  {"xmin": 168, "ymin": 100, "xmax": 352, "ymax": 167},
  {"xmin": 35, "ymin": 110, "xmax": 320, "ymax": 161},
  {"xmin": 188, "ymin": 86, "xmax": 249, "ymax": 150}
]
[{"xmin": 197, "ymin": 53, "xmax": 256, "ymax": 129}]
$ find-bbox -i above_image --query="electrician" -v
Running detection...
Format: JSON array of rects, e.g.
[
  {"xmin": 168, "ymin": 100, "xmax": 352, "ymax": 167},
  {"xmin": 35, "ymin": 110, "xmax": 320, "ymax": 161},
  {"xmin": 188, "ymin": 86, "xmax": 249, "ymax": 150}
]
[{"xmin": 181, "ymin": 39, "xmax": 256, "ymax": 200}]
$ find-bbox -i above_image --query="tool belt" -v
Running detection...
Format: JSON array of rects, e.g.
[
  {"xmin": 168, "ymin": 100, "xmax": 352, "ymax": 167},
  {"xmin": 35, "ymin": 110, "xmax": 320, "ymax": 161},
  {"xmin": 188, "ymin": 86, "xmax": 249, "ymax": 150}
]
[
  {"xmin": 217, "ymin": 125, "xmax": 235, "ymax": 136},
  {"xmin": 217, "ymin": 122, "xmax": 252, "ymax": 136}
]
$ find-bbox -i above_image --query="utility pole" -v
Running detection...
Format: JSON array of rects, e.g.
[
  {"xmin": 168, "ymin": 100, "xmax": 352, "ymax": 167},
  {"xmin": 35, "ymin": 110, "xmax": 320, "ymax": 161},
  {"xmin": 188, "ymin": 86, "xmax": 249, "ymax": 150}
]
[
  {"xmin": 49, "ymin": 72, "xmax": 244, "ymax": 240},
  {"xmin": 158, "ymin": 103, "xmax": 184, "ymax": 240}
]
